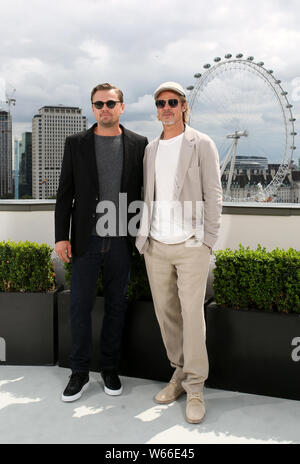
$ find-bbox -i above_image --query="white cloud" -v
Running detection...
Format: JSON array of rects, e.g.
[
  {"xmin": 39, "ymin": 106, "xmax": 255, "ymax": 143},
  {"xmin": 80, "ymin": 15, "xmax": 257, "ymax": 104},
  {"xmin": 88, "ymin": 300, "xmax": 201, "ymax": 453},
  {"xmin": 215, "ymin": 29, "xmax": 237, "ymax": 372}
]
[
  {"xmin": 125, "ymin": 94, "xmax": 154, "ymax": 114},
  {"xmin": 0, "ymin": 0, "xmax": 298, "ymax": 161},
  {"xmin": 79, "ymin": 40, "xmax": 110, "ymax": 62},
  {"xmin": 0, "ymin": 78, "xmax": 6, "ymax": 102}
]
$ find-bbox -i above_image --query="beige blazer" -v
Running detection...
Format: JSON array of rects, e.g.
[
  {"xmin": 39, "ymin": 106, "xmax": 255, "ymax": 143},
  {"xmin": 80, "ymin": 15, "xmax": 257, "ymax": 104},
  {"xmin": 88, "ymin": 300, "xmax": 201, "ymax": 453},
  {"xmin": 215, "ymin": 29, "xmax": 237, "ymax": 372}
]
[{"xmin": 135, "ymin": 125, "xmax": 223, "ymax": 254}]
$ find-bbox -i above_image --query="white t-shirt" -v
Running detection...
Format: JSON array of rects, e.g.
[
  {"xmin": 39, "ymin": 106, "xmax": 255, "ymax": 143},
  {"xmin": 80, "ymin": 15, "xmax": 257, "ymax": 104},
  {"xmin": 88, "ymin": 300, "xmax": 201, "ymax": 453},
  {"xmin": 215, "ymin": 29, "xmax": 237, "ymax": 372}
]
[{"xmin": 150, "ymin": 133, "xmax": 195, "ymax": 244}]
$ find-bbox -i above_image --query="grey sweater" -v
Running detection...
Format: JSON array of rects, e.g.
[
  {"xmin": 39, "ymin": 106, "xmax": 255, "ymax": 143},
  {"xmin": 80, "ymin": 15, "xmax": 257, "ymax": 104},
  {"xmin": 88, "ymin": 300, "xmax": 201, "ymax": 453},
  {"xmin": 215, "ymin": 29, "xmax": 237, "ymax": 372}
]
[{"xmin": 92, "ymin": 133, "xmax": 124, "ymax": 237}]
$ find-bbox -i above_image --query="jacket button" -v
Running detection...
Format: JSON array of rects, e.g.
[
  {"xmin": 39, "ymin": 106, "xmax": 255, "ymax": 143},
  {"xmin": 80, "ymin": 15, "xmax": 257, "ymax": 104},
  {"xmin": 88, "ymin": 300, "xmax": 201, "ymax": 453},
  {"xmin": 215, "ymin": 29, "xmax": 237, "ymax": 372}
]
[{"xmin": 92, "ymin": 214, "xmax": 96, "ymax": 218}]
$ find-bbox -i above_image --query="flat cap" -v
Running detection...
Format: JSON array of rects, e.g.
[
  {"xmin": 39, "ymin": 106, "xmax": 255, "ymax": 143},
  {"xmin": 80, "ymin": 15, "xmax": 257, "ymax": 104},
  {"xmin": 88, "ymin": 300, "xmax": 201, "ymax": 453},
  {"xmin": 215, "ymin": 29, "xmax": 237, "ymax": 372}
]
[{"xmin": 154, "ymin": 81, "xmax": 186, "ymax": 99}]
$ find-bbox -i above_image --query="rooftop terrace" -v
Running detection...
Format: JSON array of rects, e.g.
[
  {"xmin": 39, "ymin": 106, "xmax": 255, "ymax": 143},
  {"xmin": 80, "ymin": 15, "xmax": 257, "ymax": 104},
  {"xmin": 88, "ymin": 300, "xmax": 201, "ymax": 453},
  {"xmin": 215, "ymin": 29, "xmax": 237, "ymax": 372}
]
[
  {"xmin": 1, "ymin": 365, "xmax": 299, "ymax": 445},
  {"xmin": 0, "ymin": 201, "xmax": 299, "ymax": 444}
]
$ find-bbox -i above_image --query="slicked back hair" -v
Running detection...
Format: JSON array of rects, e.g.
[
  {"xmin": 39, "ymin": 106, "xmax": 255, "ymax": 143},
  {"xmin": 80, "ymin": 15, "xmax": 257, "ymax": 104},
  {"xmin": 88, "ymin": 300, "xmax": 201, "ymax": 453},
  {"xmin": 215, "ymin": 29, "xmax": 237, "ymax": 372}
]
[{"xmin": 91, "ymin": 83, "xmax": 124, "ymax": 103}]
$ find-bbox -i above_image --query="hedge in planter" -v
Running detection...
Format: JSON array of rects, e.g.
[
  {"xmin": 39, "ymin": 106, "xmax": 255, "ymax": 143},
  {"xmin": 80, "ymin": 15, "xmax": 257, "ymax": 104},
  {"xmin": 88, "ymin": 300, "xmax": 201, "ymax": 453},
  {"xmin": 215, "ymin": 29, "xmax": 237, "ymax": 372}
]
[
  {"xmin": 0, "ymin": 240, "xmax": 55, "ymax": 293},
  {"xmin": 0, "ymin": 240, "xmax": 58, "ymax": 365},
  {"xmin": 205, "ymin": 244, "xmax": 300, "ymax": 400},
  {"xmin": 213, "ymin": 244, "xmax": 300, "ymax": 313}
]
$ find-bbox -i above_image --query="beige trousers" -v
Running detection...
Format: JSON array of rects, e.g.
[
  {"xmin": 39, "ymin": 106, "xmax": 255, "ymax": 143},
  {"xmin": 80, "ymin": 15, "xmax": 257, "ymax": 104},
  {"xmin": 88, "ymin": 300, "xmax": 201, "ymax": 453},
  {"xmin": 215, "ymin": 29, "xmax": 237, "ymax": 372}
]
[{"xmin": 144, "ymin": 237, "xmax": 211, "ymax": 393}]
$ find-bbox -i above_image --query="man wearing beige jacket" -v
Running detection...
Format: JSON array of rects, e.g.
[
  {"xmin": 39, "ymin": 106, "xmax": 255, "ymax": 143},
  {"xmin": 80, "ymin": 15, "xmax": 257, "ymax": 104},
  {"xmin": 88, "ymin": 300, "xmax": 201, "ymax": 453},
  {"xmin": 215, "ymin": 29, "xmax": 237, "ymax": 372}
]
[{"xmin": 136, "ymin": 82, "xmax": 222, "ymax": 424}]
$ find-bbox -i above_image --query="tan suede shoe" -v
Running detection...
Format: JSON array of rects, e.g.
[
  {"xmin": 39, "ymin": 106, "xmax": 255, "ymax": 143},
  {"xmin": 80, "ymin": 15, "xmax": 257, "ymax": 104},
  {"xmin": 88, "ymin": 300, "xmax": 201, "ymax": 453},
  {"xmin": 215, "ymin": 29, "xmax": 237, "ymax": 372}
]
[
  {"xmin": 186, "ymin": 392, "xmax": 206, "ymax": 424},
  {"xmin": 154, "ymin": 378, "xmax": 185, "ymax": 404}
]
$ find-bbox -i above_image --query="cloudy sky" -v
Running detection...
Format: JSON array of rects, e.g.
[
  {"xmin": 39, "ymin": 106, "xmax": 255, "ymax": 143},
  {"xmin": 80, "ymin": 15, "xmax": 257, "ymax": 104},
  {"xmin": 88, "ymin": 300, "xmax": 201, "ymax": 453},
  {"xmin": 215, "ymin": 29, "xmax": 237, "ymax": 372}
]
[{"xmin": 1, "ymin": 0, "xmax": 300, "ymax": 164}]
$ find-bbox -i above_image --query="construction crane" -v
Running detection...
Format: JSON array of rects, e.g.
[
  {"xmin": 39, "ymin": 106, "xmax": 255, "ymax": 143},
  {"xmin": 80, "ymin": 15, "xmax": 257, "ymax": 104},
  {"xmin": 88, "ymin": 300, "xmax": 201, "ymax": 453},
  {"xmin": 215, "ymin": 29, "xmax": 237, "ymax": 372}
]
[
  {"xmin": 0, "ymin": 79, "xmax": 16, "ymax": 113},
  {"xmin": 0, "ymin": 79, "xmax": 17, "ymax": 198}
]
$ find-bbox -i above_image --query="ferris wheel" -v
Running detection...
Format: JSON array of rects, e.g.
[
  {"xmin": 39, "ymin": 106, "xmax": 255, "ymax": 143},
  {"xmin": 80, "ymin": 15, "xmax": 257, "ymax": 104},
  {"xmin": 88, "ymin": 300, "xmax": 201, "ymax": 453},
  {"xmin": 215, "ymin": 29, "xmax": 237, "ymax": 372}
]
[{"xmin": 187, "ymin": 54, "xmax": 297, "ymax": 202}]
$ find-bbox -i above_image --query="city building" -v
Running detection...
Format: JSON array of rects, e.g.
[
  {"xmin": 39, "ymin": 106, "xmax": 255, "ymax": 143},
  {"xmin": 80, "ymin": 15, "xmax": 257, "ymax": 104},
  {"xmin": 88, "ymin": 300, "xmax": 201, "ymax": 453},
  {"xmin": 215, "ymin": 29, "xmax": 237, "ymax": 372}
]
[
  {"xmin": 290, "ymin": 171, "xmax": 300, "ymax": 203},
  {"xmin": 19, "ymin": 132, "xmax": 32, "ymax": 198},
  {"xmin": 13, "ymin": 137, "xmax": 20, "ymax": 199},
  {"xmin": 222, "ymin": 156, "xmax": 300, "ymax": 202},
  {"xmin": 0, "ymin": 111, "xmax": 12, "ymax": 198},
  {"xmin": 32, "ymin": 105, "xmax": 88, "ymax": 199}
]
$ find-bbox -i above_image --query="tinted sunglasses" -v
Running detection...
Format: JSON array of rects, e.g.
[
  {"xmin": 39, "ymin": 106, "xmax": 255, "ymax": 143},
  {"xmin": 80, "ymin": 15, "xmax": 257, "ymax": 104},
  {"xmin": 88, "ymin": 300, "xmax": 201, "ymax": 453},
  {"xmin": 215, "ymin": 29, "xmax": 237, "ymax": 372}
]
[
  {"xmin": 155, "ymin": 99, "xmax": 179, "ymax": 109},
  {"xmin": 92, "ymin": 100, "xmax": 121, "ymax": 109}
]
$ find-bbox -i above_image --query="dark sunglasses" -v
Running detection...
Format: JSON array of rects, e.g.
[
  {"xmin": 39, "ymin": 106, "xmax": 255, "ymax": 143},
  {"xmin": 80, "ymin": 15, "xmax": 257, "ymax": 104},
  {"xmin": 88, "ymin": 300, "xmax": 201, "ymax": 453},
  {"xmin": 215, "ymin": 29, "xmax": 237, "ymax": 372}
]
[
  {"xmin": 92, "ymin": 100, "xmax": 121, "ymax": 109},
  {"xmin": 155, "ymin": 99, "xmax": 179, "ymax": 109}
]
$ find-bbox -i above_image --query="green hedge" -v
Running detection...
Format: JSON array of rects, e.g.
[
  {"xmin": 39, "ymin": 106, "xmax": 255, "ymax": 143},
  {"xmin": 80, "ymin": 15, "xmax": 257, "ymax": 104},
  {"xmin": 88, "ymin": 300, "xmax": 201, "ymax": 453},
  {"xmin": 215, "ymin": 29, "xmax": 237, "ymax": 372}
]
[
  {"xmin": 64, "ymin": 249, "xmax": 152, "ymax": 302},
  {"xmin": 213, "ymin": 245, "xmax": 300, "ymax": 313},
  {"xmin": 0, "ymin": 240, "xmax": 55, "ymax": 292}
]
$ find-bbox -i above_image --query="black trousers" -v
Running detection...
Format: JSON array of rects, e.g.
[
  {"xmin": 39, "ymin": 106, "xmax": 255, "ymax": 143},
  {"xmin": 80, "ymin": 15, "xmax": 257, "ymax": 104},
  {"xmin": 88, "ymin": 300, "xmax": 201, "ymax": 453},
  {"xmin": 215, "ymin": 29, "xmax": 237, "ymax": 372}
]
[{"xmin": 69, "ymin": 235, "xmax": 131, "ymax": 373}]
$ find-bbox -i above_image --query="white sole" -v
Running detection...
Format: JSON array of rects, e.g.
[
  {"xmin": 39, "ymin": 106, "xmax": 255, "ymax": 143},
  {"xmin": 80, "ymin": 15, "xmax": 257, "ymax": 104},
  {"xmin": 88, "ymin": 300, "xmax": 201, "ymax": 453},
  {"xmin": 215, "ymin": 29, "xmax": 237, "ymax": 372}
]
[
  {"xmin": 103, "ymin": 384, "xmax": 123, "ymax": 396},
  {"xmin": 61, "ymin": 381, "xmax": 89, "ymax": 402}
]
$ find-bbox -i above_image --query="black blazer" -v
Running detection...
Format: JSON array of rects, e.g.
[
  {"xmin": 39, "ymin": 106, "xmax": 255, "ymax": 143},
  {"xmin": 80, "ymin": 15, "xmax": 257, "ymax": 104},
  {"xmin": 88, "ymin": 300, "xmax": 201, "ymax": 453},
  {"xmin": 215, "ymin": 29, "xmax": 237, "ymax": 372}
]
[{"xmin": 55, "ymin": 123, "xmax": 148, "ymax": 257}]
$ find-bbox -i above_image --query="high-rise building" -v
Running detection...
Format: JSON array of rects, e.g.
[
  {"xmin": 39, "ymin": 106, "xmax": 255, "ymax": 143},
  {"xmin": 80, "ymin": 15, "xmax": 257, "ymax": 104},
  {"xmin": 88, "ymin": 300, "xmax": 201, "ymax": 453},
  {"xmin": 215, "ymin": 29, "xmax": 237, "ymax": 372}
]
[
  {"xmin": 32, "ymin": 105, "xmax": 88, "ymax": 199},
  {"xmin": 19, "ymin": 132, "xmax": 32, "ymax": 198},
  {"xmin": 13, "ymin": 137, "xmax": 20, "ymax": 199},
  {"xmin": 0, "ymin": 110, "xmax": 12, "ymax": 198}
]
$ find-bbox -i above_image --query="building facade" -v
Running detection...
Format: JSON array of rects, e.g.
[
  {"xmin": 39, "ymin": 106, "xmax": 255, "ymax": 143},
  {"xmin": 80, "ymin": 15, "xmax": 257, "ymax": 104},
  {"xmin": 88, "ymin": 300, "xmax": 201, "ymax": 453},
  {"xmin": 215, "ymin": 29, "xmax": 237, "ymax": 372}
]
[
  {"xmin": 19, "ymin": 132, "xmax": 32, "ymax": 198},
  {"xmin": 32, "ymin": 105, "xmax": 88, "ymax": 199},
  {"xmin": 0, "ymin": 111, "xmax": 12, "ymax": 198},
  {"xmin": 13, "ymin": 137, "xmax": 20, "ymax": 199},
  {"xmin": 222, "ymin": 156, "xmax": 300, "ymax": 203}
]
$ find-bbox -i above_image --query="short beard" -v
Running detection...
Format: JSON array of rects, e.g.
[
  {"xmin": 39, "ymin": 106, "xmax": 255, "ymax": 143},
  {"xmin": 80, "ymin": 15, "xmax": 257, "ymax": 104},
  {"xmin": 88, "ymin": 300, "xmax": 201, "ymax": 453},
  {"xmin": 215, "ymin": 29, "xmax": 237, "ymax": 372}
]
[
  {"xmin": 99, "ymin": 120, "xmax": 116, "ymax": 128},
  {"xmin": 162, "ymin": 120, "xmax": 175, "ymax": 126}
]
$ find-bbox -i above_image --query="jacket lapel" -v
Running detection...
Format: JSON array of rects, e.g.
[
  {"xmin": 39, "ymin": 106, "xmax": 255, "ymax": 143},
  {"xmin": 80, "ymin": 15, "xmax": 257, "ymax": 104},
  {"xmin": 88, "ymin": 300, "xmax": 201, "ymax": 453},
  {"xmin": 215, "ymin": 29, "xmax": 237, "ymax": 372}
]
[
  {"xmin": 122, "ymin": 126, "xmax": 135, "ymax": 192},
  {"xmin": 146, "ymin": 136, "xmax": 160, "ymax": 202},
  {"xmin": 80, "ymin": 123, "xmax": 99, "ymax": 192},
  {"xmin": 174, "ymin": 126, "xmax": 195, "ymax": 199}
]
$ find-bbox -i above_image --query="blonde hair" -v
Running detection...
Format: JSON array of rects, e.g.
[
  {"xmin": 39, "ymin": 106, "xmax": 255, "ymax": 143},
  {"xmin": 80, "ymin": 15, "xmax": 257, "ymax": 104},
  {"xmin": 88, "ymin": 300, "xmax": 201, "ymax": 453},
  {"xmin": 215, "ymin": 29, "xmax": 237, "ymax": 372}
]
[{"xmin": 179, "ymin": 95, "xmax": 190, "ymax": 124}]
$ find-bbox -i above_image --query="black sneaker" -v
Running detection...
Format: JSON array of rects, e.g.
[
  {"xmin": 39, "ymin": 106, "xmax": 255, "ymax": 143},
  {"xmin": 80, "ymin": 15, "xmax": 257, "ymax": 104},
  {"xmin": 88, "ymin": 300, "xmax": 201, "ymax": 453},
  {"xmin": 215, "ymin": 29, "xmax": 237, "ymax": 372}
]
[
  {"xmin": 101, "ymin": 369, "xmax": 123, "ymax": 396},
  {"xmin": 61, "ymin": 372, "xmax": 89, "ymax": 402}
]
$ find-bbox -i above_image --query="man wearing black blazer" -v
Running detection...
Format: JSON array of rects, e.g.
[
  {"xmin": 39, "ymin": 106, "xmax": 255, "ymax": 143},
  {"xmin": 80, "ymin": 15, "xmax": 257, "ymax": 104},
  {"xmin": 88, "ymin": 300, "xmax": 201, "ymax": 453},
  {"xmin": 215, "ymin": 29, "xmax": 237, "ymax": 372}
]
[{"xmin": 55, "ymin": 83, "xmax": 148, "ymax": 402}]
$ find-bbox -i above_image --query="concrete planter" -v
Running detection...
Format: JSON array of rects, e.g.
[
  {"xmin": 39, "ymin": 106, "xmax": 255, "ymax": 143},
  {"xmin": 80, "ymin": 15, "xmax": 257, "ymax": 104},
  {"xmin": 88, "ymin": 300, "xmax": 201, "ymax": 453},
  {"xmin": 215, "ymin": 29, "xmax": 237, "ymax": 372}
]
[
  {"xmin": 120, "ymin": 300, "xmax": 173, "ymax": 382},
  {"xmin": 0, "ymin": 288, "xmax": 59, "ymax": 365},
  {"xmin": 205, "ymin": 302, "xmax": 300, "ymax": 401}
]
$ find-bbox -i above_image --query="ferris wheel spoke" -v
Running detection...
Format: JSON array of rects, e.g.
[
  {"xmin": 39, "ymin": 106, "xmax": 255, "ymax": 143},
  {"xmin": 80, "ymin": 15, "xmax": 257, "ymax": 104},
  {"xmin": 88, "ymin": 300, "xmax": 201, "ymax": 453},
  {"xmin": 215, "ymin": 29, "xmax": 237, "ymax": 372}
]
[{"xmin": 188, "ymin": 56, "xmax": 295, "ymax": 202}]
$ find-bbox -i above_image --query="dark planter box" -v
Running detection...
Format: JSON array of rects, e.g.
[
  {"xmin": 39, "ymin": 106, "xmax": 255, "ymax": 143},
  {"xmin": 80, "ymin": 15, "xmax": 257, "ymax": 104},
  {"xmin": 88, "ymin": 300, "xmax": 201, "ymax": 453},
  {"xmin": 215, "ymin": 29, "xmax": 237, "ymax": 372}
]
[
  {"xmin": 120, "ymin": 300, "xmax": 173, "ymax": 382},
  {"xmin": 0, "ymin": 288, "xmax": 59, "ymax": 365},
  {"xmin": 205, "ymin": 302, "xmax": 300, "ymax": 401},
  {"xmin": 58, "ymin": 291, "xmax": 173, "ymax": 382}
]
